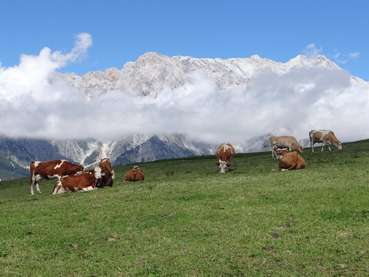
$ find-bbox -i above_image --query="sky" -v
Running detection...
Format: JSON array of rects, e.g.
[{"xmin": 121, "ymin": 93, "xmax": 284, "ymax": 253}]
[
  {"xmin": 0, "ymin": 0, "xmax": 368, "ymax": 79},
  {"xmin": 0, "ymin": 0, "xmax": 369, "ymax": 143}
]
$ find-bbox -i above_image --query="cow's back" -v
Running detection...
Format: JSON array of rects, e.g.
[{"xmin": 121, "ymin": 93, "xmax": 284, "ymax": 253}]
[
  {"xmin": 216, "ymin": 143, "xmax": 235, "ymax": 161},
  {"xmin": 61, "ymin": 173, "xmax": 95, "ymax": 191},
  {"xmin": 279, "ymin": 151, "xmax": 305, "ymax": 170},
  {"xmin": 31, "ymin": 160, "xmax": 62, "ymax": 177}
]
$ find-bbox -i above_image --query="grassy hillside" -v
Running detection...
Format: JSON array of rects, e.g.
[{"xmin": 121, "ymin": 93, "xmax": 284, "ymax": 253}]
[{"xmin": 1, "ymin": 140, "xmax": 369, "ymax": 276}]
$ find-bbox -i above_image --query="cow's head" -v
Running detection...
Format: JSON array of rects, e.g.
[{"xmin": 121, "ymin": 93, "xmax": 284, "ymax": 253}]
[
  {"xmin": 336, "ymin": 142, "xmax": 343, "ymax": 151},
  {"xmin": 275, "ymin": 148, "xmax": 289, "ymax": 159},
  {"xmin": 94, "ymin": 166, "xmax": 102, "ymax": 178},
  {"xmin": 73, "ymin": 164, "xmax": 84, "ymax": 174},
  {"xmin": 217, "ymin": 160, "xmax": 230, "ymax": 174}
]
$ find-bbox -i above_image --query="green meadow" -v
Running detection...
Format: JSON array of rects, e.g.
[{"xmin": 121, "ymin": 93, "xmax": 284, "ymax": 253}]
[{"xmin": 1, "ymin": 140, "xmax": 369, "ymax": 276}]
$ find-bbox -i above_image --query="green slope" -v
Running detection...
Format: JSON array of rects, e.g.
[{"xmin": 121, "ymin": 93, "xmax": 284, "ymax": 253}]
[{"xmin": 1, "ymin": 140, "xmax": 369, "ymax": 276}]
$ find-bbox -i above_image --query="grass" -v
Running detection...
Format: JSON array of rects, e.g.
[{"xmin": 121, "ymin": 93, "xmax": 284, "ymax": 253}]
[{"xmin": 1, "ymin": 140, "xmax": 369, "ymax": 276}]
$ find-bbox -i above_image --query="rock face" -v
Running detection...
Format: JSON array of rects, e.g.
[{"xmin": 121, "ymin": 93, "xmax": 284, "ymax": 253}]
[
  {"xmin": 0, "ymin": 134, "xmax": 217, "ymax": 179},
  {"xmin": 65, "ymin": 52, "xmax": 351, "ymax": 98}
]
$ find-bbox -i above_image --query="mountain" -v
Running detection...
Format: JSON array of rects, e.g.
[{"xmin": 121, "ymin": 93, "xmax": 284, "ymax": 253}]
[
  {"xmin": 0, "ymin": 134, "xmax": 217, "ymax": 180},
  {"xmin": 65, "ymin": 52, "xmax": 363, "ymax": 98},
  {"xmin": 1, "ymin": 52, "xmax": 367, "ymax": 179}
]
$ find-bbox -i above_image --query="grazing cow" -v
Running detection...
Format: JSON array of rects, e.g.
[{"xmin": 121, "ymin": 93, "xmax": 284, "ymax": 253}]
[
  {"xmin": 309, "ymin": 130, "xmax": 342, "ymax": 152},
  {"xmin": 270, "ymin": 136, "xmax": 303, "ymax": 159},
  {"xmin": 216, "ymin": 143, "xmax": 236, "ymax": 173},
  {"xmin": 29, "ymin": 160, "xmax": 83, "ymax": 195},
  {"xmin": 275, "ymin": 148, "xmax": 305, "ymax": 171},
  {"xmin": 97, "ymin": 158, "xmax": 115, "ymax": 187},
  {"xmin": 124, "ymin": 165, "xmax": 144, "ymax": 182},
  {"xmin": 52, "ymin": 166, "xmax": 102, "ymax": 194}
]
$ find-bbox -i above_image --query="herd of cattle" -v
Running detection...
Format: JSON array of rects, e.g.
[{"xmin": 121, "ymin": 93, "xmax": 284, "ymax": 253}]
[
  {"xmin": 28, "ymin": 129, "xmax": 342, "ymax": 195},
  {"xmin": 215, "ymin": 129, "xmax": 342, "ymax": 173}
]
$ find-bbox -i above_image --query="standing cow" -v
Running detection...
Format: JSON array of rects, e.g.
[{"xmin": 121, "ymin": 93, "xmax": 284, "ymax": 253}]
[
  {"xmin": 270, "ymin": 136, "xmax": 303, "ymax": 159},
  {"xmin": 309, "ymin": 130, "xmax": 342, "ymax": 152},
  {"xmin": 216, "ymin": 143, "xmax": 236, "ymax": 173},
  {"xmin": 29, "ymin": 160, "xmax": 83, "ymax": 195},
  {"xmin": 275, "ymin": 148, "xmax": 305, "ymax": 171}
]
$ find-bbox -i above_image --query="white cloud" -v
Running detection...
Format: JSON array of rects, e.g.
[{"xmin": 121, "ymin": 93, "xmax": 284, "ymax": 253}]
[
  {"xmin": 349, "ymin": 52, "xmax": 360, "ymax": 59},
  {"xmin": 304, "ymin": 43, "xmax": 360, "ymax": 65},
  {"xmin": 303, "ymin": 43, "xmax": 323, "ymax": 57},
  {"xmin": 0, "ymin": 37, "xmax": 369, "ymax": 145}
]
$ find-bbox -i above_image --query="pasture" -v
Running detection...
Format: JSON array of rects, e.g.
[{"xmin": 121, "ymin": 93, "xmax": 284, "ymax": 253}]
[{"xmin": 1, "ymin": 140, "xmax": 369, "ymax": 276}]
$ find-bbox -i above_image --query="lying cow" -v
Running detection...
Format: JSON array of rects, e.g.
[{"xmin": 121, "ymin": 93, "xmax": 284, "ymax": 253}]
[
  {"xmin": 309, "ymin": 130, "xmax": 342, "ymax": 152},
  {"xmin": 216, "ymin": 143, "xmax": 236, "ymax": 173},
  {"xmin": 52, "ymin": 166, "xmax": 102, "ymax": 194},
  {"xmin": 124, "ymin": 165, "xmax": 144, "ymax": 182},
  {"xmin": 275, "ymin": 148, "xmax": 305, "ymax": 171},
  {"xmin": 270, "ymin": 136, "xmax": 303, "ymax": 159},
  {"xmin": 97, "ymin": 158, "xmax": 115, "ymax": 188},
  {"xmin": 29, "ymin": 160, "xmax": 83, "ymax": 195}
]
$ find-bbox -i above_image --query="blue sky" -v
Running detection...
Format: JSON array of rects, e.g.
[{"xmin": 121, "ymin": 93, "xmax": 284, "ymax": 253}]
[{"xmin": 1, "ymin": 0, "xmax": 368, "ymax": 79}]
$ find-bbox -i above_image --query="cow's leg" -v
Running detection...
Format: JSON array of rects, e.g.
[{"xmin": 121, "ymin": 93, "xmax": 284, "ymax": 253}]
[
  {"xmin": 52, "ymin": 181, "xmax": 63, "ymax": 195},
  {"xmin": 30, "ymin": 183, "xmax": 34, "ymax": 195},
  {"xmin": 30, "ymin": 174, "xmax": 36, "ymax": 195},
  {"xmin": 311, "ymin": 139, "xmax": 314, "ymax": 152},
  {"xmin": 328, "ymin": 144, "xmax": 332, "ymax": 152},
  {"xmin": 321, "ymin": 142, "xmax": 325, "ymax": 152},
  {"xmin": 36, "ymin": 182, "xmax": 41, "ymax": 194},
  {"xmin": 30, "ymin": 177, "xmax": 34, "ymax": 195}
]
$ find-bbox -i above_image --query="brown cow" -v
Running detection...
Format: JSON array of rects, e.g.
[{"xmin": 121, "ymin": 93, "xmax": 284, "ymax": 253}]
[
  {"xmin": 29, "ymin": 160, "xmax": 83, "ymax": 195},
  {"xmin": 97, "ymin": 158, "xmax": 115, "ymax": 188},
  {"xmin": 270, "ymin": 136, "xmax": 303, "ymax": 159},
  {"xmin": 275, "ymin": 148, "xmax": 305, "ymax": 171},
  {"xmin": 309, "ymin": 130, "xmax": 342, "ymax": 152},
  {"xmin": 124, "ymin": 165, "xmax": 144, "ymax": 182},
  {"xmin": 52, "ymin": 166, "xmax": 102, "ymax": 194},
  {"xmin": 216, "ymin": 143, "xmax": 236, "ymax": 173}
]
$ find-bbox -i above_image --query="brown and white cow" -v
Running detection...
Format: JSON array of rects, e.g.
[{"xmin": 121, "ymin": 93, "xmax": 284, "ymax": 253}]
[
  {"xmin": 29, "ymin": 160, "xmax": 83, "ymax": 195},
  {"xmin": 97, "ymin": 158, "xmax": 115, "ymax": 188},
  {"xmin": 216, "ymin": 143, "xmax": 236, "ymax": 173},
  {"xmin": 124, "ymin": 165, "xmax": 144, "ymax": 182},
  {"xmin": 52, "ymin": 166, "xmax": 102, "ymax": 194},
  {"xmin": 270, "ymin": 136, "xmax": 303, "ymax": 159},
  {"xmin": 275, "ymin": 148, "xmax": 305, "ymax": 171},
  {"xmin": 309, "ymin": 130, "xmax": 342, "ymax": 152}
]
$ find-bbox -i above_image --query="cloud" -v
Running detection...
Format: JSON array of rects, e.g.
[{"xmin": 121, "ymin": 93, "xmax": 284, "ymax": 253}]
[
  {"xmin": 303, "ymin": 43, "xmax": 323, "ymax": 57},
  {"xmin": 0, "ymin": 36, "xmax": 369, "ymax": 145},
  {"xmin": 304, "ymin": 43, "xmax": 360, "ymax": 65}
]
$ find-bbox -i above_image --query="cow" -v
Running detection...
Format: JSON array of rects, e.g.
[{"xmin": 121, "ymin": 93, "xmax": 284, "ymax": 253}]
[
  {"xmin": 216, "ymin": 143, "xmax": 236, "ymax": 173},
  {"xmin": 124, "ymin": 165, "xmax": 144, "ymax": 182},
  {"xmin": 270, "ymin": 136, "xmax": 303, "ymax": 159},
  {"xmin": 52, "ymin": 166, "xmax": 102, "ymax": 194},
  {"xmin": 97, "ymin": 158, "xmax": 115, "ymax": 188},
  {"xmin": 309, "ymin": 130, "xmax": 342, "ymax": 152},
  {"xmin": 29, "ymin": 160, "xmax": 83, "ymax": 195},
  {"xmin": 275, "ymin": 148, "xmax": 305, "ymax": 171}
]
